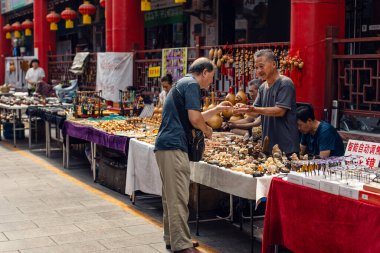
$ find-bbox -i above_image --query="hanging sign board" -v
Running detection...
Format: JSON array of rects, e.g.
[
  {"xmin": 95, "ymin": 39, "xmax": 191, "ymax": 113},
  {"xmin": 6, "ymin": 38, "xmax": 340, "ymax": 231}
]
[
  {"xmin": 148, "ymin": 66, "xmax": 161, "ymax": 78},
  {"xmin": 162, "ymin": 47, "xmax": 187, "ymax": 81},
  {"xmin": 2, "ymin": 0, "xmax": 33, "ymax": 13},
  {"xmin": 345, "ymin": 140, "xmax": 380, "ymax": 168}
]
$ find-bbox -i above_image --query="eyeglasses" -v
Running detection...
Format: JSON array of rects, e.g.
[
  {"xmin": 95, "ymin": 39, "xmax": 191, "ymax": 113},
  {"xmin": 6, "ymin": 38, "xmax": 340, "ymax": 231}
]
[{"xmin": 248, "ymin": 90, "xmax": 255, "ymax": 92}]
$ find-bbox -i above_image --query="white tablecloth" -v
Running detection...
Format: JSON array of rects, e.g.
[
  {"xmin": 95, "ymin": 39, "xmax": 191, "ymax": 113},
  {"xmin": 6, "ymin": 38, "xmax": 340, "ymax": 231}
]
[
  {"xmin": 125, "ymin": 139, "xmax": 274, "ymax": 202},
  {"xmin": 125, "ymin": 138, "xmax": 162, "ymax": 196},
  {"xmin": 190, "ymin": 161, "xmax": 273, "ymax": 201},
  {"xmin": 0, "ymin": 103, "xmax": 28, "ymax": 110}
]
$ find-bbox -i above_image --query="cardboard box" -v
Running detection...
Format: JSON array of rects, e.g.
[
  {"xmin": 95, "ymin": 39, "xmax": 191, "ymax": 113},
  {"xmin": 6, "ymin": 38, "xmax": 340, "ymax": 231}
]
[
  {"xmin": 359, "ymin": 190, "xmax": 380, "ymax": 206},
  {"xmin": 320, "ymin": 180, "xmax": 342, "ymax": 195},
  {"xmin": 339, "ymin": 184, "xmax": 362, "ymax": 200},
  {"xmin": 302, "ymin": 176, "xmax": 322, "ymax": 190}
]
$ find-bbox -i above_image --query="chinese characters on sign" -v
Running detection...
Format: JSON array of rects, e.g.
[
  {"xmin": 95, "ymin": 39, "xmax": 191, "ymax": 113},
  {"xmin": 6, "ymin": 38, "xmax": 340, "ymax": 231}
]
[
  {"xmin": 162, "ymin": 47, "xmax": 187, "ymax": 82},
  {"xmin": 148, "ymin": 66, "xmax": 161, "ymax": 78},
  {"xmin": 345, "ymin": 140, "xmax": 380, "ymax": 168}
]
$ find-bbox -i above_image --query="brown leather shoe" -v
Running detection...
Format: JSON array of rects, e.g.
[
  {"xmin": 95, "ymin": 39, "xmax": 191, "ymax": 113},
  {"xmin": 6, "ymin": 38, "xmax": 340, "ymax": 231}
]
[
  {"xmin": 166, "ymin": 241, "xmax": 199, "ymax": 250},
  {"xmin": 174, "ymin": 247, "xmax": 202, "ymax": 253}
]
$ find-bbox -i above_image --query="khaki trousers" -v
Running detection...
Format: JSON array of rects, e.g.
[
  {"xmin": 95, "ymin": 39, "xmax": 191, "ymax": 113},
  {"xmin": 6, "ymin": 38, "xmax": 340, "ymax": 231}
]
[{"xmin": 155, "ymin": 150, "xmax": 193, "ymax": 251}]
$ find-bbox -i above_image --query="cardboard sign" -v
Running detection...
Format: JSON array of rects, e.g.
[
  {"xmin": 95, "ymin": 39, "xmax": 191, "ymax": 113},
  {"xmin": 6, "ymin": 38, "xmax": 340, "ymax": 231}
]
[
  {"xmin": 148, "ymin": 66, "xmax": 161, "ymax": 78},
  {"xmin": 345, "ymin": 140, "xmax": 380, "ymax": 168}
]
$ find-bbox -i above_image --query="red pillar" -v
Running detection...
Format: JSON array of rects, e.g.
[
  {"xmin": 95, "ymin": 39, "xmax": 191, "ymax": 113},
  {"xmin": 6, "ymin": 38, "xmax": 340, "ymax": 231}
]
[
  {"xmin": 34, "ymin": 0, "xmax": 56, "ymax": 81},
  {"xmin": 106, "ymin": 0, "xmax": 113, "ymax": 51},
  {"xmin": 0, "ymin": 12, "xmax": 11, "ymax": 85},
  {"xmin": 112, "ymin": 0, "xmax": 144, "ymax": 52},
  {"xmin": 290, "ymin": 0, "xmax": 345, "ymax": 119}
]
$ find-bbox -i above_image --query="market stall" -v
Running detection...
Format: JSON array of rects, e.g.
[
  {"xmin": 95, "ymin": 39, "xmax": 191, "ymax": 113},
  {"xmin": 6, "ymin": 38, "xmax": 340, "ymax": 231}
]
[{"xmin": 263, "ymin": 177, "xmax": 380, "ymax": 253}]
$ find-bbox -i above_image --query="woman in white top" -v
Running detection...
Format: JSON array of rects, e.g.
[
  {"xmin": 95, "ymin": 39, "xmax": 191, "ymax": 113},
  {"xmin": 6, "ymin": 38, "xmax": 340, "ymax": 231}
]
[
  {"xmin": 158, "ymin": 74, "xmax": 173, "ymax": 107},
  {"xmin": 25, "ymin": 59, "xmax": 45, "ymax": 96}
]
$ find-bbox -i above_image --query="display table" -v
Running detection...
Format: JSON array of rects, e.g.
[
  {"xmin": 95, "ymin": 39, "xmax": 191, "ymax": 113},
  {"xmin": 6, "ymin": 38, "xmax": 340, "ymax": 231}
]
[
  {"xmin": 125, "ymin": 139, "xmax": 161, "ymax": 201},
  {"xmin": 262, "ymin": 178, "xmax": 380, "ymax": 253},
  {"xmin": 0, "ymin": 103, "xmax": 29, "ymax": 147},
  {"xmin": 62, "ymin": 121, "xmax": 130, "ymax": 180},
  {"xmin": 125, "ymin": 140, "xmax": 273, "ymax": 202},
  {"xmin": 191, "ymin": 162, "xmax": 273, "ymax": 203},
  {"xmin": 26, "ymin": 106, "xmax": 67, "ymax": 155}
]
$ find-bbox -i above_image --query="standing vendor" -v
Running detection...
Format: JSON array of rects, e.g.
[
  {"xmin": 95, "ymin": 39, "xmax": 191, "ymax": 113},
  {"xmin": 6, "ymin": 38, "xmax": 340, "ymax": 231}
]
[
  {"xmin": 234, "ymin": 49, "xmax": 299, "ymax": 155},
  {"xmin": 25, "ymin": 59, "xmax": 45, "ymax": 96},
  {"xmin": 158, "ymin": 74, "xmax": 173, "ymax": 107},
  {"xmin": 297, "ymin": 105, "xmax": 344, "ymax": 158}
]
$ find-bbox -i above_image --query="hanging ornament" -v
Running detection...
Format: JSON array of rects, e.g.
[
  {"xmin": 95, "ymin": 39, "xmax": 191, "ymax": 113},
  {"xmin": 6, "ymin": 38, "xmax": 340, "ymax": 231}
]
[
  {"xmin": 141, "ymin": 0, "xmax": 151, "ymax": 11},
  {"xmin": 3, "ymin": 24, "xmax": 13, "ymax": 39},
  {"xmin": 61, "ymin": 8, "xmax": 77, "ymax": 29},
  {"xmin": 21, "ymin": 19, "xmax": 33, "ymax": 36},
  {"xmin": 175, "ymin": 0, "xmax": 186, "ymax": 3},
  {"xmin": 79, "ymin": 1, "xmax": 96, "ymax": 25},
  {"xmin": 99, "ymin": 0, "xmax": 105, "ymax": 8},
  {"xmin": 46, "ymin": 11, "xmax": 61, "ymax": 31},
  {"xmin": 11, "ymin": 22, "xmax": 22, "ymax": 38}
]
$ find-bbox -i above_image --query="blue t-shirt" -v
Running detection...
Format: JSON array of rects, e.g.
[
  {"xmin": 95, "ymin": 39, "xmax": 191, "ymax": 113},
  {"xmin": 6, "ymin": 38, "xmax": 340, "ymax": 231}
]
[
  {"xmin": 154, "ymin": 74, "xmax": 202, "ymax": 153},
  {"xmin": 300, "ymin": 121, "xmax": 345, "ymax": 157}
]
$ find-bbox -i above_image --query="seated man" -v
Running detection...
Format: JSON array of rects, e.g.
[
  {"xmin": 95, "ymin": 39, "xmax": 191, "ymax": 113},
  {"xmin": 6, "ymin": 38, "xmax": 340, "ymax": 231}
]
[{"xmin": 297, "ymin": 105, "xmax": 344, "ymax": 158}]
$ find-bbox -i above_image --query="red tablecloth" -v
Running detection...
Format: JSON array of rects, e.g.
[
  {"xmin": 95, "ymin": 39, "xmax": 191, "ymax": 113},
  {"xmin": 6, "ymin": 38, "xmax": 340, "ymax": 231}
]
[{"xmin": 262, "ymin": 177, "xmax": 380, "ymax": 253}]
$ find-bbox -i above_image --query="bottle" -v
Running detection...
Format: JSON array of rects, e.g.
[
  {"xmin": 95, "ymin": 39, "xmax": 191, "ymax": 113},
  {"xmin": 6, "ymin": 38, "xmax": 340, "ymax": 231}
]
[{"xmin": 331, "ymin": 100, "xmax": 338, "ymax": 128}]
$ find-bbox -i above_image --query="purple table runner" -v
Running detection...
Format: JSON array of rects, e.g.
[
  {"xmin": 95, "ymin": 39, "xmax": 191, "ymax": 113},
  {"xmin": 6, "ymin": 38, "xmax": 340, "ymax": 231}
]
[{"xmin": 63, "ymin": 121, "xmax": 130, "ymax": 154}]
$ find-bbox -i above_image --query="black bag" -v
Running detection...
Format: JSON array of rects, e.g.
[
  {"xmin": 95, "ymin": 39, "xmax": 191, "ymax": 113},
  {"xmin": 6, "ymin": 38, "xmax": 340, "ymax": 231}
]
[{"xmin": 171, "ymin": 85, "xmax": 205, "ymax": 162}]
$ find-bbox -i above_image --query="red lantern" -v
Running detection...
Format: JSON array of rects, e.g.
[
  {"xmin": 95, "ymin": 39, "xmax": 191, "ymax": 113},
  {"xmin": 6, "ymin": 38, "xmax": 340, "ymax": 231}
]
[
  {"xmin": 11, "ymin": 22, "xmax": 22, "ymax": 38},
  {"xmin": 61, "ymin": 8, "xmax": 77, "ymax": 29},
  {"xmin": 100, "ymin": 0, "xmax": 105, "ymax": 8},
  {"xmin": 21, "ymin": 19, "xmax": 33, "ymax": 36},
  {"xmin": 3, "ymin": 24, "xmax": 13, "ymax": 39},
  {"xmin": 79, "ymin": 1, "xmax": 96, "ymax": 25},
  {"xmin": 46, "ymin": 11, "xmax": 61, "ymax": 31}
]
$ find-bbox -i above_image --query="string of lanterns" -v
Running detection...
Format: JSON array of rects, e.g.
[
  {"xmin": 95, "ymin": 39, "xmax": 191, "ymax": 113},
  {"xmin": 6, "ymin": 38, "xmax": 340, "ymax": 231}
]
[
  {"xmin": 46, "ymin": 1, "xmax": 96, "ymax": 30},
  {"xmin": 2, "ymin": 0, "xmax": 186, "ymax": 38}
]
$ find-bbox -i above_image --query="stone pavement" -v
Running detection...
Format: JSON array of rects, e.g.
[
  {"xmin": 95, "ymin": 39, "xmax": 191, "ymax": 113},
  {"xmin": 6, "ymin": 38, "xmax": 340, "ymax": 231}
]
[
  {"xmin": 0, "ymin": 142, "xmax": 197, "ymax": 253},
  {"xmin": 0, "ymin": 137, "xmax": 267, "ymax": 253}
]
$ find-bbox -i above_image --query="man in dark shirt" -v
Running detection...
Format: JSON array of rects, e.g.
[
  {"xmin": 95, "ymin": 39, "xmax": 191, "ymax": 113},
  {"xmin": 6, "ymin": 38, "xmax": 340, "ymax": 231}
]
[
  {"xmin": 234, "ymin": 49, "xmax": 300, "ymax": 155},
  {"xmin": 297, "ymin": 105, "xmax": 345, "ymax": 158},
  {"xmin": 155, "ymin": 57, "xmax": 232, "ymax": 253}
]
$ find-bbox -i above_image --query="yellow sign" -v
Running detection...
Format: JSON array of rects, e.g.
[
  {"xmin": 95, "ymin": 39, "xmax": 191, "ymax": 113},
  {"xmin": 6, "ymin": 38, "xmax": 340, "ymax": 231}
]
[{"xmin": 148, "ymin": 66, "xmax": 161, "ymax": 78}]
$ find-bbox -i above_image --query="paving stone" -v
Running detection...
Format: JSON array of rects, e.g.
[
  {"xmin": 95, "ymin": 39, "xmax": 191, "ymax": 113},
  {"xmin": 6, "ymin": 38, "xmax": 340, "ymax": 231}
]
[
  {"xmin": 98, "ymin": 233, "xmax": 163, "ymax": 249},
  {"xmin": 122, "ymin": 224, "xmax": 161, "ymax": 235},
  {"xmin": 4, "ymin": 225, "xmax": 81, "ymax": 240},
  {"xmin": 0, "ymin": 233, "xmax": 8, "ymax": 242},
  {"xmin": 96, "ymin": 210, "xmax": 135, "ymax": 220},
  {"xmin": 0, "ymin": 237, "xmax": 56, "ymax": 252},
  {"xmin": 32, "ymin": 213, "xmax": 103, "ymax": 228},
  {"xmin": 19, "ymin": 241, "xmax": 106, "ymax": 253},
  {"xmin": 50, "ymin": 227, "xmax": 129, "ymax": 245},
  {"xmin": 57, "ymin": 205, "xmax": 121, "ymax": 217},
  {"xmin": 0, "ymin": 207, "xmax": 22, "ymax": 216},
  {"xmin": 17, "ymin": 204, "xmax": 53, "ymax": 214},
  {"xmin": 0, "ymin": 221, "xmax": 37, "ymax": 232},
  {"xmin": 75, "ymin": 217, "xmax": 147, "ymax": 231},
  {"xmin": 93, "ymin": 245, "xmax": 160, "ymax": 253}
]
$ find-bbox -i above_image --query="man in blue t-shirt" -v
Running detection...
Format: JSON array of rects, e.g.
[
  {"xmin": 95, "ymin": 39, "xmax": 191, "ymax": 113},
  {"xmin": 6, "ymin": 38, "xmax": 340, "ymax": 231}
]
[
  {"xmin": 154, "ymin": 57, "xmax": 232, "ymax": 253},
  {"xmin": 297, "ymin": 105, "xmax": 344, "ymax": 158}
]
